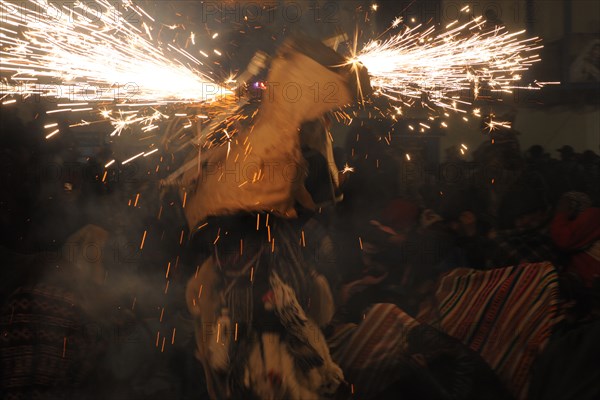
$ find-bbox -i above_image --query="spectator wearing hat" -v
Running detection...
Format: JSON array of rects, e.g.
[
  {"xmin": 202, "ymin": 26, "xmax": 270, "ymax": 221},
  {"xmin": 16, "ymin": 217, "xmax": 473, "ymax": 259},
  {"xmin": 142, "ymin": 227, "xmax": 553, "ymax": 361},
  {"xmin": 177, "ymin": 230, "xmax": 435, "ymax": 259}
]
[
  {"xmin": 525, "ymin": 145, "xmax": 559, "ymax": 204},
  {"xmin": 525, "ymin": 145, "xmax": 552, "ymax": 176},
  {"xmin": 550, "ymin": 192, "xmax": 600, "ymax": 288},
  {"xmin": 554, "ymin": 146, "xmax": 586, "ymax": 197},
  {"xmin": 490, "ymin": 173, "xmax": 558, "ymax": 267},
  {"xmin": 581, "ymin": 150, "xmax": 600, "ymax": 203},
  {"xmin": 557, "ymin": 145, "xmax": 576, "ymax": 162},
  {"xmin": 439, "ymin": 186, "xmax": 497, "ymax": 270}
]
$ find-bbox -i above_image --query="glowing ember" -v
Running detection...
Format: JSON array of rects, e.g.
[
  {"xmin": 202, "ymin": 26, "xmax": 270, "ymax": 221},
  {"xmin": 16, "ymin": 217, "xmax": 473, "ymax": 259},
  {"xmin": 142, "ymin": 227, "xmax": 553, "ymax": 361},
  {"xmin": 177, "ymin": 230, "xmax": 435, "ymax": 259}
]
[
  {"xmin": 485, "ymin": 118, "xmax": 512, "ymax": 132},
  {"xmin": 341, "ymin": 163, "xmax": 355, "ymax": 174}
]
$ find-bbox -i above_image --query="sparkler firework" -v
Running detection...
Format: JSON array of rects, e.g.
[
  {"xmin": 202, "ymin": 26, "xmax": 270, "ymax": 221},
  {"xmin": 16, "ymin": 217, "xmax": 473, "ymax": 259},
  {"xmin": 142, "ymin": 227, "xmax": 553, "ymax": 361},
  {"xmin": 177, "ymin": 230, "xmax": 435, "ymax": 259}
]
[
  {"xmin": 352, "ymin": 15, "xmax": 547, "ymax": 113},
  {"xmin": 0, "ymin": 0, "xmax": 231, "ymax": 136}
]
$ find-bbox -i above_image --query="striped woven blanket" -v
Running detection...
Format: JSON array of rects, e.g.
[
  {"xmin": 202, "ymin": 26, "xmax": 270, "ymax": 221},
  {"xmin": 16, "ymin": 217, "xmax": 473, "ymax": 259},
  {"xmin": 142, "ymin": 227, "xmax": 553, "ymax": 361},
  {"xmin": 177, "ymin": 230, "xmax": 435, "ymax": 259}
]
[
  {"xmin": 328, "ymin": 303, "xmax": 512, "ymax": 400},
  {"xmin": 418, "ymin": 262, "xmax": 565, "ymax": 399},
  {"xmin": 327, "ymin": 304, "xmax": 417, "ymax": 397}
]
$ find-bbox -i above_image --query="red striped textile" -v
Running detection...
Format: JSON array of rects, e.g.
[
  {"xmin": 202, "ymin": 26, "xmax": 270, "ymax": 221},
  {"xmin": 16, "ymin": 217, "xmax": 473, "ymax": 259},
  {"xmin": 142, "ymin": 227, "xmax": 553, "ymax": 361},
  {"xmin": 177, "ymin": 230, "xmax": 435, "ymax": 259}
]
[
  {"xmin": 418, "ymin": 263, "xmax": 565, "ymax": 399},
  {"xmin": 327, "ymin": 303, "xmax": 513, "ymax": 400},
  {"xmin": 328, "ymin": 303, "xmax": 418, "ymax": 398}
]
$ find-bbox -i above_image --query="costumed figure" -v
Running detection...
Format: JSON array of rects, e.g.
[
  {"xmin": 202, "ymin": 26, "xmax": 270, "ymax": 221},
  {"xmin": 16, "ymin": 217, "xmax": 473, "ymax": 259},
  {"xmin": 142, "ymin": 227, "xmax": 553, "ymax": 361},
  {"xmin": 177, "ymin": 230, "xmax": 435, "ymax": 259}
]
[{"xmin": 164, "ymin": 35, "xmax": 371, "ymax": 399}]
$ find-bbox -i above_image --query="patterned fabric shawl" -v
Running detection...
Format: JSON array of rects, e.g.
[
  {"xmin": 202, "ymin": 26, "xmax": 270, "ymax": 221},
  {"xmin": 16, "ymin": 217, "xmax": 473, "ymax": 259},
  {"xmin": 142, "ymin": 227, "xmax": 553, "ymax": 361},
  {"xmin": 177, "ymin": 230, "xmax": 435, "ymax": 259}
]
[
  {"xmin": 417, "ymin": 262, "xmax": 565, "ymax": 399},
  {"xmin": 328, "ymin": 303, "xmax": 513, "ymax": 400}
]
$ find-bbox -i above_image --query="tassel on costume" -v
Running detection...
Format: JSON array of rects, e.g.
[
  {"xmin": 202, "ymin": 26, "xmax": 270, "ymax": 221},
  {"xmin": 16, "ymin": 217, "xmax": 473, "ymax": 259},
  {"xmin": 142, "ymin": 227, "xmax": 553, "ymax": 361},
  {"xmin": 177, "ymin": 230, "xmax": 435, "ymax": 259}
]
[{"xmin": 208, "ymin": 308, "xmax": 231, "ymax": 371}]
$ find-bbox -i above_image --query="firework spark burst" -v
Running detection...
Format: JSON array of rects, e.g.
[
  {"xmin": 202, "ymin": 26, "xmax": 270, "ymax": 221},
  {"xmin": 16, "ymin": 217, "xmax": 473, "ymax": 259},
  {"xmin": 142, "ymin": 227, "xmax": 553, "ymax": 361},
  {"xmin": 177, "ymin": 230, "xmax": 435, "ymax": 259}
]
[
  {"xmin": 0, "ymin": 0, "xmax": 231, "ymax": 136},
  {"xmin": 484, "ymin": 117, "xmax": 512, "ymax": 132},
  {"xmin": 352, "ymin": 15, "xmax": 546, "ymax": 112}
]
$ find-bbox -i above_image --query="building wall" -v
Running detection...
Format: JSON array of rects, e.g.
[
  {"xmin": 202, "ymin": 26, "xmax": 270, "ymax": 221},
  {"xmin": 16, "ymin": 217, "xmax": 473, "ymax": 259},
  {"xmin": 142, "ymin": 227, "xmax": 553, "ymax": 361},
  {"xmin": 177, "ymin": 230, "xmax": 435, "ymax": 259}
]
[
  {"xmin": 434, "ymin": 0, "xmax": 600, "ymax": 158},
  {"xmin": 438, "ymin": 105, "xmax": 600, "ymax": 159},
  {"xmin": 514, "ymin": 106, "xmax": 600, "ymax": 153}
]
